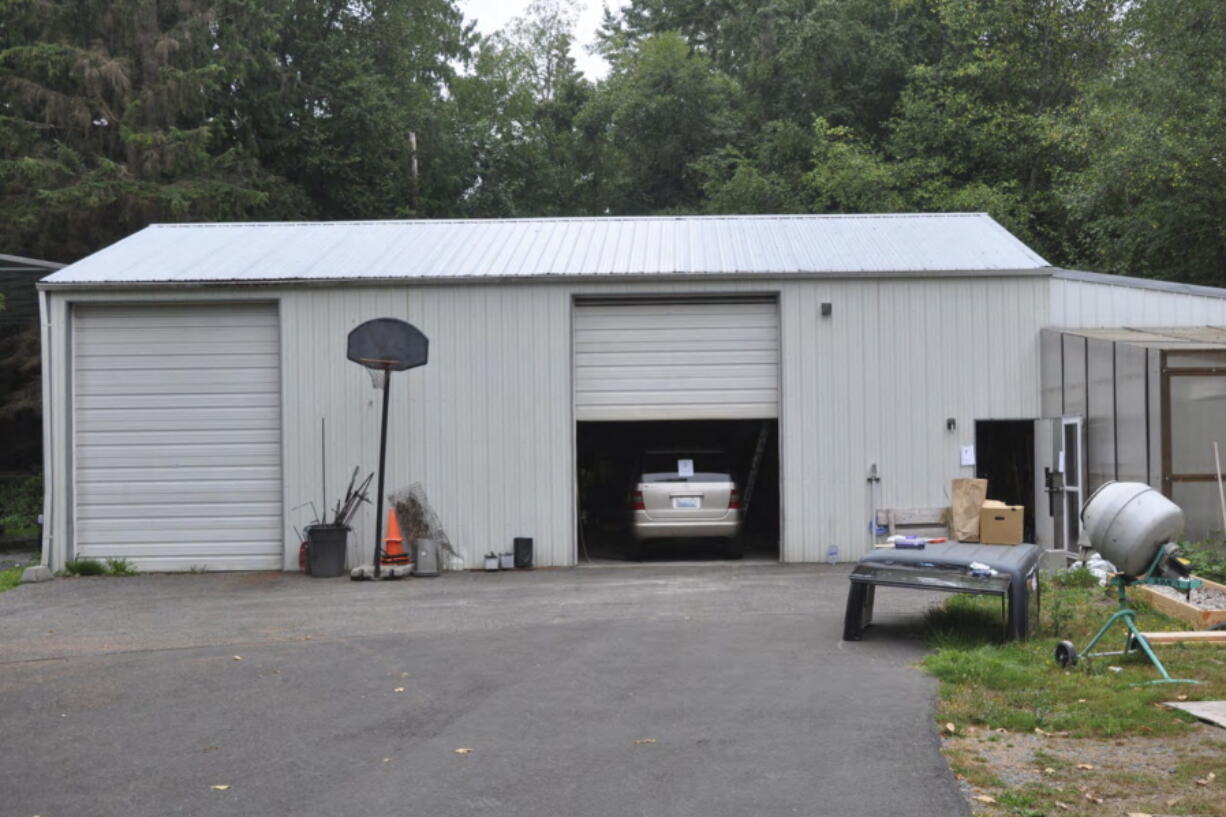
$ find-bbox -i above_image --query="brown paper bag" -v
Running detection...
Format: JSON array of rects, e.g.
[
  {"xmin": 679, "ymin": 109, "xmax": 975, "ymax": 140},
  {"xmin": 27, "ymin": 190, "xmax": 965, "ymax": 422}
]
[{"xmin": 951, "ymin": 478, "xmax": 988, "ymax": 541}]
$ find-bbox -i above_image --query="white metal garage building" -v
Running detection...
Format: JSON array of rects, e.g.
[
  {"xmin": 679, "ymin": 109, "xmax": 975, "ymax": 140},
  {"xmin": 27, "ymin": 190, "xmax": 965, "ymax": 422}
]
[{"xmin": 35, "ymin": 214, "xmax": 1226, "ymax": 571}]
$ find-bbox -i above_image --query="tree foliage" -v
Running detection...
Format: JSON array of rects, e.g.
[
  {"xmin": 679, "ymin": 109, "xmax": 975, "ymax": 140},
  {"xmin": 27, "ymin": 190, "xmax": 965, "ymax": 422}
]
[{"xmin": 1, "ymin": 0, "xmax": 1224, "ymax": 286}]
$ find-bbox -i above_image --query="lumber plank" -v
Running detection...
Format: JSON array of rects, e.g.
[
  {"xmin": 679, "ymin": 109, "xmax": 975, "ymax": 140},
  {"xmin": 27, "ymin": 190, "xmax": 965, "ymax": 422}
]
[{"xmin": 1140, "ymin": 630, "xmax": 1226, "ymax": 645}]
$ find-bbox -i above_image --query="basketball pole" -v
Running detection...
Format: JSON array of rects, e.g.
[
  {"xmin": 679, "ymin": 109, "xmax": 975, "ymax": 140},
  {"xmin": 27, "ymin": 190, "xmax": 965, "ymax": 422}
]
[{"xmin": 373, "ymin": 367, "xmax": 392, "ymax": 579}]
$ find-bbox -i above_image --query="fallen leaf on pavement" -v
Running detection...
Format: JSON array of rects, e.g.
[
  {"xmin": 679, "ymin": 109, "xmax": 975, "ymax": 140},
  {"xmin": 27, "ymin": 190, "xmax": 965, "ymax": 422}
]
[
  {"xmin": 1076, "ymin": 763, "xmax": 1095, "ymax": 770},
  {"xmin": 1043, "ymin": 768, "xmax": 1056, "ymax": 775},
  {"xmin": 1166, "ymin": 797, "xmax": 1182, "ymax": 807},
  {"xmin": 1126, "ymin": 812, "xmax": 1152, "ymax": 817},
  {"xmin": 944, "ymin": 722, "xmax": 957, "ymax": 734},
  {"xmin": 454, "ymin": 748, "xmax": 473, "ymax": 754},
  {"xmin": 393, "ymin": 687, "xmax": 406, "ymax": 693},
  {"xmin": 1083, "ymin": 792, "xmax": 1103, "ymax": 804},
  {"xmin": 1176, "ymin": 694, "xmax": 1188, "ymax": 701},
  {"xmin": 1054, "ymin": 802, "xmax": 1071, "ymax": 811},
  {"xmin": 210, "ymin": 785, "xmax": 231, "ymax": 791},
  {"xmin": 634, "ymin": 738, "xmax": 657, "ymax": 745},
  {"xmin": 231, "ymin": 656, "xmax": 242, "ymax": 661},
  {"xmin": 1196, "ymin": 772, "xmax": 1215, "ymax": 786},
  {"xmin": 382, "ymin": 757, "xmax": 391, "ymax": 763},
  {"xmin": 1077, "ymin": 698, "xmax": 1087, "ymax": 703},
  {"xmin": 972, "ymin": 795, "xmax": 996, "ymax": 804}
]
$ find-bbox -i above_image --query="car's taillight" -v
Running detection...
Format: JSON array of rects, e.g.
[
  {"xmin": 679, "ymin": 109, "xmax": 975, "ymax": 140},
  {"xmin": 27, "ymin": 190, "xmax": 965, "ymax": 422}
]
[
  {"xmin": 729, "ymin": 488, "xmax": 741, "ymax": 510},
  {"xmin": 632, "ymin": 490, "xmax": 645, "ymax": 511}
]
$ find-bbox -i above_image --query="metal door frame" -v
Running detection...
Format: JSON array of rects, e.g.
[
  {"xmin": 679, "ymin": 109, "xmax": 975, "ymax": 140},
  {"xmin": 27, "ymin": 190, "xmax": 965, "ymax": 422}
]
[{"xmin": 1060, "ymin": 416, "xmax": 1086, "ymax": 550}]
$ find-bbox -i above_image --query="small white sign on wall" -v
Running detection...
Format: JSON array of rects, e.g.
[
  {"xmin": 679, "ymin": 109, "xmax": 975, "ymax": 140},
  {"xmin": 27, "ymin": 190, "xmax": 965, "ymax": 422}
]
[
  {"xmin": 960, "ymin": 445, "xmax": 976, "ymax": 467},
  {"xmin": 677, "ymin": 459, "xmax": 694, "ymax": 478}
]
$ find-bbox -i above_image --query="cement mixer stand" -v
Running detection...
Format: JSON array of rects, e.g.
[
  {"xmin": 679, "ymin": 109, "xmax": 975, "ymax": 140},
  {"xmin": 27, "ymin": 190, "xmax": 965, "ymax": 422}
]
[{"xmin": 1054, "ymin": 544, "xmax": 1203, "ymax": 685}]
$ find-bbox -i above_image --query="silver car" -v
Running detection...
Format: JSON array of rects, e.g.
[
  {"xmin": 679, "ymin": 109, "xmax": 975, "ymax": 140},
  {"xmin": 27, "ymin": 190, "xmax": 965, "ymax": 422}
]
[{"xmin": 631, "ymin": 449, "xmax": 742, "ymax": 547}]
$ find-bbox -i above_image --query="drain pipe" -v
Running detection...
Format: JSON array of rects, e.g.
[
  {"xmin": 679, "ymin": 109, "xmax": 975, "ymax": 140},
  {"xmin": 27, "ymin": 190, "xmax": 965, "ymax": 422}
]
[{"xmin": 37, "ymin": 289, "xmax": 53, "ymax": 570}]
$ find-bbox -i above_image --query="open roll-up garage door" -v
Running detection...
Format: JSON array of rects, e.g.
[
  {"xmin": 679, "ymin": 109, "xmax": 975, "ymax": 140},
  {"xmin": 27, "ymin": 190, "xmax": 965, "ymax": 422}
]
[
  {"xmin": 72, "ymin": 303, "xmax": 283, "ymax": 571},
  {"xmin": 574, "ymin": 298, "xmax": 780, "ymax": 421}
]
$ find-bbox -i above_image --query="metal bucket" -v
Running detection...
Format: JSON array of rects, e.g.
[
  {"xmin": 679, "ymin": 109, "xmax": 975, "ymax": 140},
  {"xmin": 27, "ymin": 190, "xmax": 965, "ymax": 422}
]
[
  {"xmin": 1081, "ymin": 482, "xmax": 1185, "ymax": 576},
  {"xmin": 413, "ymin": 538, "xmax": 440, "ymax": 577}
]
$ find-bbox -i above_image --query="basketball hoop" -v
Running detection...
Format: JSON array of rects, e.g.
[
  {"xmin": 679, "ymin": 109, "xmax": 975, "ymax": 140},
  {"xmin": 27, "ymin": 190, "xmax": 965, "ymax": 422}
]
[
  {"xmin": 364, "ymin": 366, "xmax": 389, "ymax": 390},
  {"xmin": 346, "ymin": 319, "xmax": 430, "ymax": 578}
]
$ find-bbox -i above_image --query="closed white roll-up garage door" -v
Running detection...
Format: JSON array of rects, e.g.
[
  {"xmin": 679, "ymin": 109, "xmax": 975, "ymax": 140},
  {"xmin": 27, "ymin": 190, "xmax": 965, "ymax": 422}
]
[
  {"xmin": 574, "ymin": 298, "xmax": 780, "ymax": 421},
  {"xmin": 72, "ymin": 303, "xmax": 283, "ymax": 571}
]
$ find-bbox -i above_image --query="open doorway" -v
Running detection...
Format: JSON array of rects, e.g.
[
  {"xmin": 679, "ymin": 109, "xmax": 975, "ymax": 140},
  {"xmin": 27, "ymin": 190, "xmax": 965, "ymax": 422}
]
[
  {"xmin": 577, "ymin": 419, "xmax": 780, "ymax": 563},
  {"xmin": 974, "ymin": 420, "xmax": 1036, "ymax": 543}
]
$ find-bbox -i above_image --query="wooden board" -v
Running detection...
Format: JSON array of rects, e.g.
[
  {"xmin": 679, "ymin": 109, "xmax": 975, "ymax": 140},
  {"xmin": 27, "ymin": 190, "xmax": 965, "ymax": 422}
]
[
  {"xmin": 1140, "ymin": 630, "xmax": 1226, "ymax": 645},
  {"xmin": 1163, "ymin": 700, "xmax": 1226, "ymax": 729},
  {"xmin": 1134, "ymin": 577, "xmax": 1226, "ymax": 630}
]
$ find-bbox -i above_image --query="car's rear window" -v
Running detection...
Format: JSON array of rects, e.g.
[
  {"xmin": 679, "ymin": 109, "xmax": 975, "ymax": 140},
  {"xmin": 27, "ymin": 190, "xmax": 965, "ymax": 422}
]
[{"xmin": 640, "ymin": 452, "xmax": 732, "ymax": 483}]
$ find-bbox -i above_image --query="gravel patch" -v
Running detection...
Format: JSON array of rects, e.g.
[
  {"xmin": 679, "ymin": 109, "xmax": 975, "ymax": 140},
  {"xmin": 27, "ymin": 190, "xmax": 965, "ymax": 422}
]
[
  {"xmin": 1149, "ymin": 583, "xmax": 1226, "ymax": 610},
  {"xmin": 944, "ymin": 724, "xmax": 1226, "ymax": 816}
]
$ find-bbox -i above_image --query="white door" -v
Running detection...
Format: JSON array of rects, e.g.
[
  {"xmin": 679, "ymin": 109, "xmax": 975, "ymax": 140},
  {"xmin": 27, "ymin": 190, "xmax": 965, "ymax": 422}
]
[
  {"xmin": 573, "ymin": 298, "xmax": 780, "ymax": 421},
  {"xmin": 1060, "ymin": 416, "xmax": 1086, "ymax": 550},
  {"xmin": 72, "ymin": 303, "xmax": 283, "ymax": 571},
  {"xmin": 1034, "ymin": 416, "xmax": 1086, "ymax": 550}
]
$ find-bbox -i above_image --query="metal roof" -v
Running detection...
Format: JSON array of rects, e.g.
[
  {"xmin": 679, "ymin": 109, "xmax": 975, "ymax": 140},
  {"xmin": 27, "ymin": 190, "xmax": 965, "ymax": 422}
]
[
  {"xmin": 1058, "ymin": 326, "xmax": 1226, "ymax": 348},
  {"xmin": 41, "ymin": 213, "xmax": 1050, "ymax": 287},
  {"xmin": 1052, "ymin": 268, "xmax": 1226, "ymax": 300}
]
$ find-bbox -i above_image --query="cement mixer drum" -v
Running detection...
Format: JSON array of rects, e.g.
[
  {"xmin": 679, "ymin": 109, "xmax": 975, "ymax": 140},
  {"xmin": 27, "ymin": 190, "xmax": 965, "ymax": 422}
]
[{"xmin": 1080, "ymin": 482, "xmax": 1185, "ymax": 576}]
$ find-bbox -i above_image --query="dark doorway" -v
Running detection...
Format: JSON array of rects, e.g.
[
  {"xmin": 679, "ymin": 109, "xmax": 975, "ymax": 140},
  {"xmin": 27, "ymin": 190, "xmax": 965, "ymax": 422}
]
[
  {"xmin": 577, "ymin": 419, "xmax": 780, "ymax": 562},
  {"xmin": 974, "ymin": 420, "xmax": 1036, "ymax": 543}
]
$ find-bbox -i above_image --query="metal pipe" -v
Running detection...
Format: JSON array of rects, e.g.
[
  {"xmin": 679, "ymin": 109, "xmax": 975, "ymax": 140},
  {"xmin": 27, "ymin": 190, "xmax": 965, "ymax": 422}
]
[{"xmin": 373, "ymin": 371, "xmax": 391, "ymax": 578}]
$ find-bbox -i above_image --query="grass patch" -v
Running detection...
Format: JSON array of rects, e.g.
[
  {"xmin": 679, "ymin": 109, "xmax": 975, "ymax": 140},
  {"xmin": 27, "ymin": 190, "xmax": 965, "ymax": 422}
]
[
  {"xmin": 0, "ymin": 563, "xmax": 27, "ymax": 593},
  {"xmin": 922, "ymin": 579, "xmax": 1226, "ymax": 738}
]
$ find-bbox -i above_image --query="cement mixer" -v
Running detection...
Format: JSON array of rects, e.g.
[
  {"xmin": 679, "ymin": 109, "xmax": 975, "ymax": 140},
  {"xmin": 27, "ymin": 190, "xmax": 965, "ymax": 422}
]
[{"xmin": 1053, "ymin": 482, "xmax": 1203, "ymax": 685}]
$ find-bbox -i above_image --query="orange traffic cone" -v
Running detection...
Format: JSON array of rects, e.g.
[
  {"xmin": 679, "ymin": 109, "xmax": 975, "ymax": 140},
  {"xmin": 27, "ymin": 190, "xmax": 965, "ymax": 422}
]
[{"xmin": 381, "ymin": 509, "xmax": 411, "ymax": 566}]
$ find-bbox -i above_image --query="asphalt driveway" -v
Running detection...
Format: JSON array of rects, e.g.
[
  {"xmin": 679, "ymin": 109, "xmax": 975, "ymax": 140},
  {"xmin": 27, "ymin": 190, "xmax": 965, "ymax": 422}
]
[{"xmin": 0, "ymin": 565, "xmax": 968, "ymax": 817}]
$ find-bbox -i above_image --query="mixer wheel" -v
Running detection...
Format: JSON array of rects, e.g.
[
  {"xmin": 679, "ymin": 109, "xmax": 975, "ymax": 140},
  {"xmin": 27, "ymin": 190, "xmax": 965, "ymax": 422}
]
[{"xmin": 1054, "ymin": 640, "xmax": 1078, "ymax": 668}]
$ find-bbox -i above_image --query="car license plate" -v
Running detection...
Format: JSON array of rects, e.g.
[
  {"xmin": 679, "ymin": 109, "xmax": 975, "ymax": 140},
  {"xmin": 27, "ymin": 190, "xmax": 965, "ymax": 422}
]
[{"xmin": 672, "ymin": 496, "xmax": 701, "ymax": 509}]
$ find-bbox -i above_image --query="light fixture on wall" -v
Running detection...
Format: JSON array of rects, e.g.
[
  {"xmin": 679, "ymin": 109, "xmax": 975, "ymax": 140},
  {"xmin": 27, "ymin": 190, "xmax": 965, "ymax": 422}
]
[
  {"xmin": 820, "ymin": 302, "xmax": 833, "ymax": 317},
  {"xmin": 946, "ymin": 417, "xmax": 957, "ymax": 431}
]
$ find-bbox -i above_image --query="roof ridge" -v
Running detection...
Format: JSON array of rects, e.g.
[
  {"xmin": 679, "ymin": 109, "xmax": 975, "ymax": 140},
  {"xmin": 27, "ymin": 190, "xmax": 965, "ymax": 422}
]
[{"xmin": 149, "ymin": 212, "xmax": 992, "ymax": 229}]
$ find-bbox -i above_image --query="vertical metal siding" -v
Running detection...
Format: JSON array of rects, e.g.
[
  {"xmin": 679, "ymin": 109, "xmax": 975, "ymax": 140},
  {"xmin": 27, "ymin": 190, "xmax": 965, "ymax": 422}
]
[
  {"xmin": 1086, "ymin": 338, "xmax": 1117, "ymax": 488},
  {"xmin": 277, "ymin": 284, "xmax": 575, "ymax": 570},
  {"xmin": 1050, "ymin": 278, "xmax": 1226, "ymax": 327},
  {"xmin": 43, "ymin": 273, "xmax": 1049, "ymax": 570}
]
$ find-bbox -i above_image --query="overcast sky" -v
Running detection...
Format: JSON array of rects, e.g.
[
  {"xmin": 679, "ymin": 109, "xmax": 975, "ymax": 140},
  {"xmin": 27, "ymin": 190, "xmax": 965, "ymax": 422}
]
[{"xmin": 459, "ymin": 0, "xmax": 628, "ymax": 79}]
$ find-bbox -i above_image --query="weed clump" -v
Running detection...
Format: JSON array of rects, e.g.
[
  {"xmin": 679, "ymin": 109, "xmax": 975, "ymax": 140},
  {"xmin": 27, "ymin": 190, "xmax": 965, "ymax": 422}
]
[
  {"xmin": 63, "ymin": 558, "xmax": 107, "ymax": 576},
  {"xmin": 62, "ymin": 558, "xmax": 139, "ymax": 577}
]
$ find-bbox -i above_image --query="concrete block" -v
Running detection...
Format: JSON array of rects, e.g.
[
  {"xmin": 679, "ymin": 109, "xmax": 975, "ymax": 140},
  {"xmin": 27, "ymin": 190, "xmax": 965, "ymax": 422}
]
[{"xmin": 21, "ymin": 565, "xmax": 54, "ymax": 583}]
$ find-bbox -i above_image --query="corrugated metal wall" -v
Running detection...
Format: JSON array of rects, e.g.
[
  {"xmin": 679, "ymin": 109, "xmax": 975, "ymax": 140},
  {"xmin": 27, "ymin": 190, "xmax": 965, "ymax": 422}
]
[
  {"xmin": 42, "ymin": 274, "xmax": 1048, "ymax": 570},
  {"xmin": 1050, "ymin": 277, "xmax": 1226, "ymax": 327}
]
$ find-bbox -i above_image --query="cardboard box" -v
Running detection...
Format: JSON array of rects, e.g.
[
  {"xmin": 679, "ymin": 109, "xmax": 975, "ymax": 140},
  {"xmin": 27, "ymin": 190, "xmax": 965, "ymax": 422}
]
[{"xmin": 979, "ymin": 500, "xmax": 1024, "ymax": 545}]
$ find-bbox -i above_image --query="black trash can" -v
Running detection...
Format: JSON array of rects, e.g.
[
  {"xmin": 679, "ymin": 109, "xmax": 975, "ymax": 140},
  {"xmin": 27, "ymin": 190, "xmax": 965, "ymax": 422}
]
[
  {"xmin": 514, "ymin": 537, "xmax": 533, "ymax": 569},
  {"xmin": 306, "ymin": 524, "xmax": 350, "ymax": 578}
]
